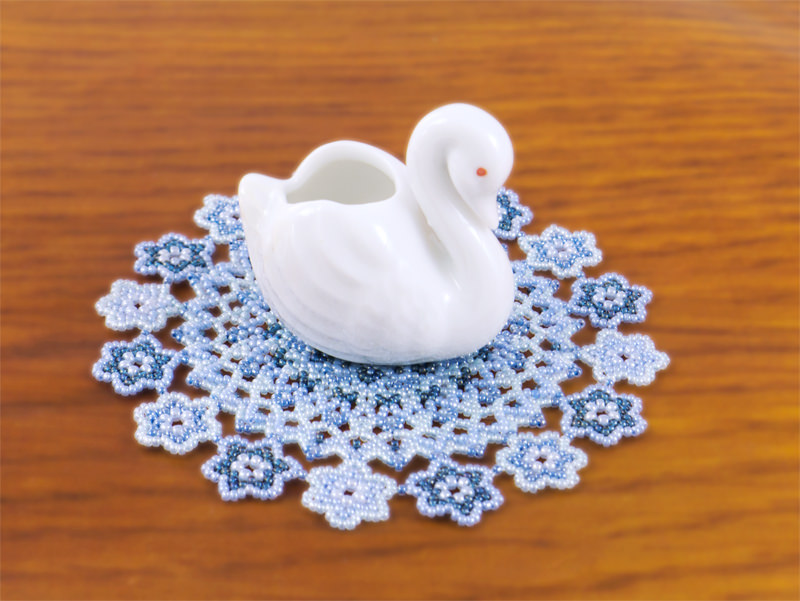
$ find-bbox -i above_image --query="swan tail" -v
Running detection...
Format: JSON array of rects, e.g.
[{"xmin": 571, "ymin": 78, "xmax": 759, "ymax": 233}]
[
  {"xmin": 238, "ymin": 173, "xmax": 283, "ymax": 229},
  {"xmin": 237, "ymin": 173, "xmax": 287, "ymax": 311}
]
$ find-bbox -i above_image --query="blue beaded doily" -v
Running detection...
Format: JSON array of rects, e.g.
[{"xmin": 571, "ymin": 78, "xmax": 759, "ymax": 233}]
[{"xmin": 93, "ymin": 189, "xmax": 668, "ymax": 529}]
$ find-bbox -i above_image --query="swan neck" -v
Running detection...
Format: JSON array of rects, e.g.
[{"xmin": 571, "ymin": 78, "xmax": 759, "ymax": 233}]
[{"xmin": 407, "ymin": 126, "xmax": 497, "ymax": 284}]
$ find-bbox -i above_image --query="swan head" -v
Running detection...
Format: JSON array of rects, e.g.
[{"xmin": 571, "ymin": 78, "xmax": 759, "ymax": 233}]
[
  {"xmin": 406, "ymin": 104, "xmax": 513, "ymax": 230},
  {"xmin": 445, "ymin": 106, "xmax": 513, "ymax": 229}
]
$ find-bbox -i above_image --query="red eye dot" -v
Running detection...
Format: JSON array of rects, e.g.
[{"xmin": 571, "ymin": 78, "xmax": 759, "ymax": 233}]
[{"xmin": 476, "ymin": 167, "xmax": 487, "ymax": 177}]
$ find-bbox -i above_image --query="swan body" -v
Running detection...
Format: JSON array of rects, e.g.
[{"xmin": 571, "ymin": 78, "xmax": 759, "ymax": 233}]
[{"xmin": 239, "ymin": 103, "xmax": 515, "ymax": 364}]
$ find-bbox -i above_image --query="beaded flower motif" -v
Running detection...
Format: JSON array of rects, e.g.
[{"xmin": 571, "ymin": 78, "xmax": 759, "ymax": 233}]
[
  {"xmin": 93, "ymin": 332, "xmax": 181, "ymax": 396},
  {"xmin": 404, "ymin": 460, "xmax": 503, "ymax": 526},
  {"xmin": 519, "ymin": 225, "xmax": 601, "ymax": 278},
  {"xmin": 93, "ymin": 190, "xmax": 668, "ymax": 528},
  {"xmin": 134, "ymin": 233, "xmax": 214, "ymax": 283},
  {"xmin": 202, "ymin": 436, "xmax": 304, "ymax": 501},
  {"xmin": 562, "ymin": 386, "xmax": 647, "ymax": 446},
  {"xmin": 568, "ymin": 273, "xmax": 652, "ymax": 329},
  {"xmin": 302, "ymin": 462, "xmax": 398, "ymax": 530},
  {"xmin": 496, "ymin": 431, "xmax": 588, "ymax": 493},
  {"xmin": 134, "ymin": 392, "xmax": 221, "ymax": 455},
  {"xmin": 96, "ymin": 280, "xmax": 183, "ymax": 332},
  {"xmin": 581, "ymin": 330, "xmax": 670, "ymax": 386}
]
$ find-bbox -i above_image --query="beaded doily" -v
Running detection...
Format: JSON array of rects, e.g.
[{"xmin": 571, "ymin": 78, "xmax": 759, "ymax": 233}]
[{"xmin": 93, "ymin": 189, "xmax": 668, "ymax": 529}]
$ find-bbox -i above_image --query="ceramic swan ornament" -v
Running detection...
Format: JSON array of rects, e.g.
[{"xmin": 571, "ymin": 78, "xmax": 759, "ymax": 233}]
[{"xmin": 239, "ymin": 103, "xmax": 515, "ymax": 364}]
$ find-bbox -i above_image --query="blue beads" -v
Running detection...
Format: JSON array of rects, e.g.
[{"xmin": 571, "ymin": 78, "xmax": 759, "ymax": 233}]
[
  {"xmin": 201, "ymin": 436, "xmax": 303, "ymax": 501},
  {"xmin": 92, "ymin": 332, "xmax": 180, "ymax": 395},
  {"xmin": 405, "ymin": 459, "xmax": 503, "ymax": 526},
  {"xmin": 561, "ymin": 385, "xmax": 647, "ymax": 446},
  {"xmin": 519, "ymin": 225, "xmax": 601, "ymax": 279},
  {"xmin": 581, "ymin": 330, "xmax": 669, "ymax": 386},
  {"xmin": 194, "ymin": 194, "xmax": 244, "ymax": 243},
  {"xmin": 494, "ymin": 187, "xmax": 533, "ymax": 240},
  {"xmin": 568, "ymin": 273, "xmax": 652, "ymax": 329},
  {"xmin": 302, "ymin": 462, "xmax": 397, "ymax": 530},
  {"xmin": 497, "ymin": 431, "xmax": 587, "ymax": 492},
  {"xmin": 96, "ymin": 280, "xmax": 182, "ymax": 332},
  {"xmin": 93, "ymin": 189, "xmax": 667, "ymax": 527},
  {"xmin": 134, "ymin": 233, "xmax": 214, "ymax": 283},
  {"xmin": 134, "ymin": 392, "xmax": 221, "ymax": 454}
]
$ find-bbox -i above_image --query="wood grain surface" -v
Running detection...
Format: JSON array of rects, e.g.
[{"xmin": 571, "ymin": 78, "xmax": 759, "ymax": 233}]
[{"xmin": 2, "ymin": 2, "xmax": 798, "ymax": 599}]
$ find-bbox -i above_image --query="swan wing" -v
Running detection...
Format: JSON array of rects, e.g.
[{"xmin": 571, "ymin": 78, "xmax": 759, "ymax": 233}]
[
  {"xmin": 270, "ymin": 201, "xmax": 419, "ymax": 353},
  {"xmin": 238, "ymin": 143, "xmax": 450, "ymax": 363}
]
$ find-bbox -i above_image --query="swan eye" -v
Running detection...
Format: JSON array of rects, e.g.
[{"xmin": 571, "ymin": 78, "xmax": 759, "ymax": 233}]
[{"xmin": 476, "ymin": 167, "xmax": 487, "ymax": 177}]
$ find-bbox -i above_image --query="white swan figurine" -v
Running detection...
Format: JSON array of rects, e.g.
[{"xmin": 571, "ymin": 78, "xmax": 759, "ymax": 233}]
[{"xmin": 239, "ymin": 103, "xmax": 515, "ymax": 364}]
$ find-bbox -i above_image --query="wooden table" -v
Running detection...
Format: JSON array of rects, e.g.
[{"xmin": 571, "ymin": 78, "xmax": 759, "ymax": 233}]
[{"xmin": 2, "ymin": 2, "xmax": 798, "ymax": 599}]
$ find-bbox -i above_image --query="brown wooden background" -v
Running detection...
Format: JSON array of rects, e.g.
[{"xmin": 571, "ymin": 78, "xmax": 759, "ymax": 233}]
[{"xmin": 2, "ymin": 2, "xmax": 798, "ymax": 599}]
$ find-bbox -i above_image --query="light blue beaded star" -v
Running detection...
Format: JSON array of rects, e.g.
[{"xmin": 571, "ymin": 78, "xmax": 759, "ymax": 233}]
[
  {"xmin": 519, "ymin": 225, "xmax": 602, "ymax": 278},
  {"xmin": 302, "ymin": 461, "xmax": 397, "ymax": 530},
  {"xmin": 404, "ymin": 459, "xmax": 503, "ymax": 526},
  {"xmin": 201, "ymin": 436, "xmax": 304, "ymax": 501},
  {"xmin": 561, "ymin": 385, "xmax": 647, "ymax": 446},
  {"xmin": 496, "ymin": 431, "xmax": 588, "ymax": 493},
  {"xmin": 568, "ymin": 273, "xmax": 652, "ymax": 329},
  {"xmin": 194, "ymin": 194, "xmax": 244, "ymax": 243},
  {"xmin": 96, "ymin": 280, "xmax": 182, "ymax": 332},
  {"xmin": 134, "ymin": 233, "xmax": 214, "ymax": 283},
  {"xmin": 92, "ymin": 332, "xmax": 181, "ymax": 395},
  {"xmin": 581, "ymin": 330, "xmax": 670, "ymax": 386},
  {"xmin": 134, "ymin": 392, "xmax": 221, "ymax": 455}
]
